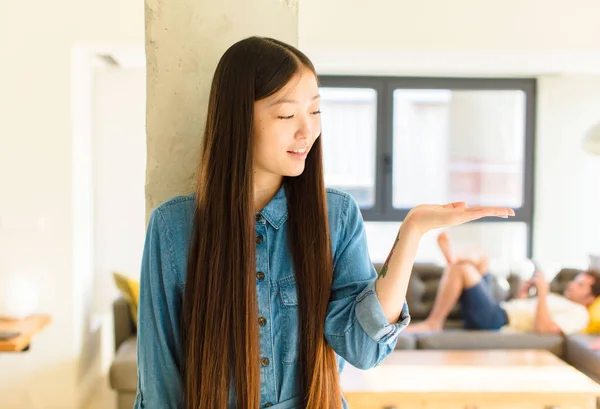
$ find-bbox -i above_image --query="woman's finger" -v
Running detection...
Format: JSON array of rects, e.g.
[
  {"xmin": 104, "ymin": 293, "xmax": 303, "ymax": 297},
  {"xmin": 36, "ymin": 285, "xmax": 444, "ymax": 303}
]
[
  {"xmin": 466, "ymin": 206, "xmax": 515, "ymax": 217},
  {"xmin": 453, "ymin": 210, "xmax": 511, "ymax": 225}
]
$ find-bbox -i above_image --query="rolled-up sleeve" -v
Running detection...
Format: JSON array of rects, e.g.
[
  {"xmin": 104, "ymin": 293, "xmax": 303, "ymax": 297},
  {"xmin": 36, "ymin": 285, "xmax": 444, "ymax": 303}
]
[
  {"xmin": 135, "ymin": 208, "xmax": 183, "ymax": 409},
  {"xmin": 325, "ymin": 194, "xmax": 410, "ymax": 370}
]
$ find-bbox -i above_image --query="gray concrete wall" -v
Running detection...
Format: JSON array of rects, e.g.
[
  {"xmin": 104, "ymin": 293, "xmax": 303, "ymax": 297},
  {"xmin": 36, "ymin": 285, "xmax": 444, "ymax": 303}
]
[{"xmin": 145, "ymin": 0, "xmax": 299, "ymax": 216}]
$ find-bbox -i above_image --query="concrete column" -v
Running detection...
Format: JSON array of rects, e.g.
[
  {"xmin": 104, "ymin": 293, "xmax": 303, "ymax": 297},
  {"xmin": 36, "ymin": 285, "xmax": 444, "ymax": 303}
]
[{"xmin": 145, "ymin": 0, "xmax": 299, "ymax": 216}]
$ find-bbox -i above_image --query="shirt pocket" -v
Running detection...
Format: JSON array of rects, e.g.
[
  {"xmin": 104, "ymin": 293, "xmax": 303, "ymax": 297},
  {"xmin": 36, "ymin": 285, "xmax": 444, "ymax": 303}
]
[{"xmin": 278, "ymin": 275, "xmax": 299, "ymax": 364}]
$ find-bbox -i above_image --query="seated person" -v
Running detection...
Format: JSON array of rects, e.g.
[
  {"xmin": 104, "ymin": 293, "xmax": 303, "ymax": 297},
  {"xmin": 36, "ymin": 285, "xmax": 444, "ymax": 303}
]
[{"xmin": 405, "ymin": 232, "xmax": 600, "ymax": 335}]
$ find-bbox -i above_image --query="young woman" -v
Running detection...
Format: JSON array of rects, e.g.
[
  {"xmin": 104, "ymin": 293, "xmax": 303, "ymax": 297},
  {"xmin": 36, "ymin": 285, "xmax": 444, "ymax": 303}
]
[{"xmin": 134, "ymin": 36, "xmax": 515, "ymax": 409}]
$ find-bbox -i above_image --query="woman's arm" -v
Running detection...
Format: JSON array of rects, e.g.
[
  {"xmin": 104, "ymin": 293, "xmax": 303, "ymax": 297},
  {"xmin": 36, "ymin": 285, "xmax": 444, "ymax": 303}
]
[
  {"xmin": 373, "ymin": 225, "xmax": 421, "ymax": 324},
  {"xmin": 374, "ymin": 202, "xmax": 514, "ymax": 325},
  {"xmin": 324, "ymin": 196, "xmax": 513, "ymax": 369},
  {"xmin": 135, "ymin": 208, "xmax": 184, "ymax": 409},
  {"xmin": 324, "ymin": 195, "xmax": 410, "ymax": 370}
]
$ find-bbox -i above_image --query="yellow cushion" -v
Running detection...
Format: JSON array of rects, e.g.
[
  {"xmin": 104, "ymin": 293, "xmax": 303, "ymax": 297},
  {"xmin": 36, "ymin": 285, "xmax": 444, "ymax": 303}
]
[
  {"xmin": 585, "ymin": 297, "xmax": 600, "ymax": 334},
  {"xmin": 112, "ymin": 272, "xmax": 140, "ymax": 327}
]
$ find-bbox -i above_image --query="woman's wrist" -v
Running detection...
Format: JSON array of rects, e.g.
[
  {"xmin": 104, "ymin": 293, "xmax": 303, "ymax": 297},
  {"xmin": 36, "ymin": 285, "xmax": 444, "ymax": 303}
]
[{"xmin": 401, "ymin": 213, "xmax": 426, "ymax": 239}]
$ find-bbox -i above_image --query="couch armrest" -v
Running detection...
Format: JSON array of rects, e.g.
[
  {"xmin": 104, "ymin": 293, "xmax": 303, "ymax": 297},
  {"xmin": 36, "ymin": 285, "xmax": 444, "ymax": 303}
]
[{"xmin": 113, "ymin": 297, "xmax": 135, "ymax": 352}]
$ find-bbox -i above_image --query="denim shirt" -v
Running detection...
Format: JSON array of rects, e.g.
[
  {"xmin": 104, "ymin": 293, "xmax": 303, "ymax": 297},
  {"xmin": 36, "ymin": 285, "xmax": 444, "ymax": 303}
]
[{"xmin": 134, "ymin": 186, "xmax": 410, "ymax": 409}]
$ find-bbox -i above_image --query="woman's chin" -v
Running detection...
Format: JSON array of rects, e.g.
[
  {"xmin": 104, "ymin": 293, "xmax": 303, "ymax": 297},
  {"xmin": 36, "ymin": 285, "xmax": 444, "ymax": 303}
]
[
  {"xmin": 286, "ymin": 166, "xmax": 306, "ymax": 177},
  {"xmin": 277, "ymin": 162, "xmax": 306, "ymax": 178}
]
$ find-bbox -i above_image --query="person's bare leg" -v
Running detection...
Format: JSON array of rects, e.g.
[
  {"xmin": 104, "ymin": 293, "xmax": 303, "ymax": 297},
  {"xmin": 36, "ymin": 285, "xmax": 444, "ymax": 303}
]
[
  {"xmin": 437, "ymin": 231, "xmax": 457, "ymax": 265},
  {"xmin": 404, "ymin": 262, "xmax": 483, "ymax": 333},
  {"xmin": 474, "ymin": 255, "xmax": 489, "ymax": 276}
]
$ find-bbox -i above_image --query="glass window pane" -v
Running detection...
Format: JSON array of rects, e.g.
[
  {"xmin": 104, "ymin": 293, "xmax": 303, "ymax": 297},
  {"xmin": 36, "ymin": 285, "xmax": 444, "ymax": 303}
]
[
  {"xmin": 320, "ymin": 87, "xmax": 377, "ymax": 208},
  {"xmin": 392, "ymin": 89, "xmax": 526, "ymax": 209},
  {"xmin": 365, "ymin": 222, "xmax": 528, "ymax": 275}
]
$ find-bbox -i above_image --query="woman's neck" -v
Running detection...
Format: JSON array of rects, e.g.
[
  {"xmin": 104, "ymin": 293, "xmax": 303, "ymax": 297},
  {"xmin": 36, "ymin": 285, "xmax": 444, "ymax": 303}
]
[{"xmin": 253, "ymin": 175, "xmax": 283, "ymax": 212}]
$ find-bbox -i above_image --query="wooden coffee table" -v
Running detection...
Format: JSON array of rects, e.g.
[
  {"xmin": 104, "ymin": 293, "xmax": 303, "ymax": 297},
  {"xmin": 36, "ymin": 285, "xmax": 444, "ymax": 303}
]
[
  {"xmin": 0, "ymin": 315, "xmax": 51, "ymax": 352},
  {"xmin": 340, "ymin": 349, "xmax": 600, "ymax": 409}
]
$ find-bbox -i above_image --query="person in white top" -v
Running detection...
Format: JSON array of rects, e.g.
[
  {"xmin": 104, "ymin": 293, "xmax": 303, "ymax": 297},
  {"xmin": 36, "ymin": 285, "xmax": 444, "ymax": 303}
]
[{"xmin": 405, "ymin": 232, "xmax": 600, "ymax": 335}]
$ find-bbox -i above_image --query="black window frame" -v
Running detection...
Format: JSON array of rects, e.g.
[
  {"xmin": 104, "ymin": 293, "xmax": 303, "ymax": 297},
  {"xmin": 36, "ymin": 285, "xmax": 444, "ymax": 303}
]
[{"xmin": 318, "ymin": 76, "xmax": 537, "ymax": 257}]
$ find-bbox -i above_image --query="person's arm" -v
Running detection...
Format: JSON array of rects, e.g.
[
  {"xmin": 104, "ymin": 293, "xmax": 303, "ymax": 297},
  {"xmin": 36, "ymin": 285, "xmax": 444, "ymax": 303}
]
[
  {"xmin": 533, "ymin": 271, "xmax": 589, "ymax": 335},
  {"xmin": 534, "ymin": 293, "xmax": 562, "ymax": 334},
  {"xmin": 135, "ymin": 208, "xmax": 184, "ymax": 409},
  {"xmin": 532, "ymin": 272, "xmax": 562, "ymax": 334},
  {"xmin": 324, "ymin": 196, "xmax": 410, "ymax": 370},
  {"xmin": 375, "ymin": 203, "xmax": 515, "ymax": 324},
  {"xmin": 324, "ymin": 196, "xmax": 513, "ymax": 369}
]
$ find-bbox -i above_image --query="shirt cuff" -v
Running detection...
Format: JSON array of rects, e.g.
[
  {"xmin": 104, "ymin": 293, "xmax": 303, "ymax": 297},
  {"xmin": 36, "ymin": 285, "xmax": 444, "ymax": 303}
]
[{"xmin": 355, "ymin": 280, "xmax": 411, "ymax": 345}]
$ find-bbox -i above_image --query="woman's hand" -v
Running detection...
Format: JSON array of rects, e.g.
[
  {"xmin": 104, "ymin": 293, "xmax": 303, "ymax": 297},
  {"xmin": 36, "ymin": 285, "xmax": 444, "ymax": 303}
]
[{"xmin": 403, "ymin": 202, "xmax": 515, "ymax": 236}]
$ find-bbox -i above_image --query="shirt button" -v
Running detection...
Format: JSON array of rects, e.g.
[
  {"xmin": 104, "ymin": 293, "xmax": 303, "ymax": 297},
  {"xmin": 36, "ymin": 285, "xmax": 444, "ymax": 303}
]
[
  {"xmin": 255, "ymin": 214, "xmax": 262, "ymax": 222},
  {"xmin": 258, "ymin": 317, "xmax": 267, "ymax": 326},
  {"xmin": 256, "ymin": 235, "xmax": 263, "ymax": 244},
  {"xmin": 256, "ymin": 272, "xmax": 265, "ymax": 281},
  {"xmin": 260, "ymin": 357, "xmax": 269, "ymax": 367}
]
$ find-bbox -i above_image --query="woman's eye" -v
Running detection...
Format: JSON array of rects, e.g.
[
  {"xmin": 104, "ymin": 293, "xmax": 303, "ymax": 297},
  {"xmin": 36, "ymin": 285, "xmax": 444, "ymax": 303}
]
[{"xmin": 277, "ymin": 110, "xmax": 321, "ymax": 119}]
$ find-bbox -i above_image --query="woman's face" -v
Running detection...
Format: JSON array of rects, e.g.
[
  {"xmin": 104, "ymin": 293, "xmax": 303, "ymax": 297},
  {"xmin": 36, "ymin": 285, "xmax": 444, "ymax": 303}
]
[{"xmin": 253, "ymin": 68, "xmax": 321, "ymax": 182}]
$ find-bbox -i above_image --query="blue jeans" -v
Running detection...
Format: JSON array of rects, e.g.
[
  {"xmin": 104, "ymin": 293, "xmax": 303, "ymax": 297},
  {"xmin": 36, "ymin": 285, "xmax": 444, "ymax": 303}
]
[{"xmin": 459, "ymin": 274, "xmax": 508, "ymax": 330}]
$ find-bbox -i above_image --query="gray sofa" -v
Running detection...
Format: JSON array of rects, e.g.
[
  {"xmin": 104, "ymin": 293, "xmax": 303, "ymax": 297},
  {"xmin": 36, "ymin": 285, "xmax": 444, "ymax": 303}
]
[
  {"xmin": 110, "ymin": 297, "xmax": 138, "ymax": 409},
  {"xmin": 110, "ymin": 264, "xmax": 600, "ymax": 409},
  {"xmin": 389, "ymin": 263, "xmax": 600, "ymax": 384}
]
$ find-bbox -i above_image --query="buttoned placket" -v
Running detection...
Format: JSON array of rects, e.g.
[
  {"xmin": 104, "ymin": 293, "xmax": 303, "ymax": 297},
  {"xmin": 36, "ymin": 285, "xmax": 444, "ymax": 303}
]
[{"xmin": 255, "ymin": 212, "xmax": 276, "ymax": 407}]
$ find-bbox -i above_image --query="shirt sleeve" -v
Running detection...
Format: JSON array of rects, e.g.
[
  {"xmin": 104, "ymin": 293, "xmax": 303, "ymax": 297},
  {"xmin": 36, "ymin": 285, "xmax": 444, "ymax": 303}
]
[
  {"xmin": 135, "ymin": 208, "xmax": 184, "ymax": 409},
  {"xmin": 552, "ymin": 302, "xmax": 590, "ymax": 335},
  {"xmin": 324, "ymin": 194, "xmax": 410, "ymax": 370}
]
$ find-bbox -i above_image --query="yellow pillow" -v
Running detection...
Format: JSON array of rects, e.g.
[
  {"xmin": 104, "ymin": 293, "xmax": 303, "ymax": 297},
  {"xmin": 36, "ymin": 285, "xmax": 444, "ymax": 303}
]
[
  {"xmin": 113, "ymin": 272, "xmax": 140, "ymax": 327},
  {"xmin": 585, "ymin": 297, "xmax": 600, "ymax": 334}
]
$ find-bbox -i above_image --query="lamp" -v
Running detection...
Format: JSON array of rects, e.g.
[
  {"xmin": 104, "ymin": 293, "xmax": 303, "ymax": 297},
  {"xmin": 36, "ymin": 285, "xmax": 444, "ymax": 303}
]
[
  {"xmin": 0, "ymin": 274, "xmax": 39, "ymax": 320},
  {"xmin": 583, "ymin": 121, "xmax": 600, "ymax": 155}
]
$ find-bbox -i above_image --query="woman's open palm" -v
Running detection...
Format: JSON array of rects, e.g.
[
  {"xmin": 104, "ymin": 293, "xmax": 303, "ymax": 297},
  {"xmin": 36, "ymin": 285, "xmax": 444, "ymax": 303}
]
[{"xmin": 405, "ymin": 202, "xmax": 515, "ymax": 235}]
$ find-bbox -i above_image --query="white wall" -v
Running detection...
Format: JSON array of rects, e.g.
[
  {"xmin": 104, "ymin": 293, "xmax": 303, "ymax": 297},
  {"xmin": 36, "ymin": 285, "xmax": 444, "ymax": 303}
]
[
  {"xmin": 535, "ymin": 76, "xmax": 600, "ymax": 268},
  {"xmin": 300, "ymin": 0, "xmax": 600, "ymax": 52},
  {"xmin": 300, "ymin": 0, "xmax": 600, "ymax": 76},
  {"xmin": 92, "ymin": 66, "xmax": 146, "ymax": 312},
  {"xmin": 299, "ymin": 0, "xmax": 600, "ymax": 269},
  {"xmin": 0, "ymin": 0, "xmax": 143, "ymax": 406},
  {"xmin": 82, "ymin": 65, "xmax": 146, "ymax": 391}
]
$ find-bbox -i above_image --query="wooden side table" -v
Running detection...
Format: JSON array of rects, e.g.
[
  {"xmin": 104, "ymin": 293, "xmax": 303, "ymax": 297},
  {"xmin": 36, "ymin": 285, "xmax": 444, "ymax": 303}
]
[{"xmin": 0, "ymin": 315, "xmax": 51, "ymax": 352}]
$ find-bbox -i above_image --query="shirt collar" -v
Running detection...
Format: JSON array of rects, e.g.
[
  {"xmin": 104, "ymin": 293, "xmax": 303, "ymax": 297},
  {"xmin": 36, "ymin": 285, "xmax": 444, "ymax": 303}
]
[{"xmin": 259, "ymin": 184, "xmax": 288, "ymax": 230}]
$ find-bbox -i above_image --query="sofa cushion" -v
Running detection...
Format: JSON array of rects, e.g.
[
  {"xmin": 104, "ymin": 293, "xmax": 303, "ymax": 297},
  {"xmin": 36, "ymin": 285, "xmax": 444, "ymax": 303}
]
[
  {"xmin": 110, "ymin": 336, "xmax": 138, "ymax": 392},
  {"xmin": 394, "ymin": 333, "xmax": 416, "ymax": 349},
  {"xmin": 416, "ymin": 331, "xmax": 565, "ymax": 357},
  {"xmin": 566, "ymin": 334, "xmax": 600, "ymax": 382},
  {"xmin": 374, "ymin": 263, "xmax": 513, "ymax": 321},
  {"xmin": 113, "ymin": 297, "xmax": 136, "ymax": 353},
  {"xmin": 373, "ymin": 263, "xmax": 462, "ymax": 321},
  {"xmin": 112, "ymin": 272, "xmax": 140, "ymax": 328},
  {"xmin": 118, "ymin": 393, "xmax": 136, "ymax": 409}
]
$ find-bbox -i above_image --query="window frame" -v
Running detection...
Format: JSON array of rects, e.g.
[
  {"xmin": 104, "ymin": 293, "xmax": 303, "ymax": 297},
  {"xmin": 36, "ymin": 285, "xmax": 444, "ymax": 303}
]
[{"xmin": 318, "ymin": 76, "xmax": 537, "ymax": 257}]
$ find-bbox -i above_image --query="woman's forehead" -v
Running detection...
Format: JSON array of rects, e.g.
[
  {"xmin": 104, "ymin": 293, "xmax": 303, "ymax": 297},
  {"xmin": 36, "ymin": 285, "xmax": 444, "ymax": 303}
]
[{"xmin": 267, "ymin": 70, "xmax": 318, "ymax": 103}]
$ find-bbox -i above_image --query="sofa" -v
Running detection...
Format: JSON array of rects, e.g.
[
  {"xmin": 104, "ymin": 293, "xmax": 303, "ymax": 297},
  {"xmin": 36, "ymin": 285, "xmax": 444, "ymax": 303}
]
[
  {"xmin": 109, "ymin": 264, "xmax": 600, "ymax": 409},
  {"xmin": 111, "ymin": 296, "xmax": 138, "ymax": 409}
]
